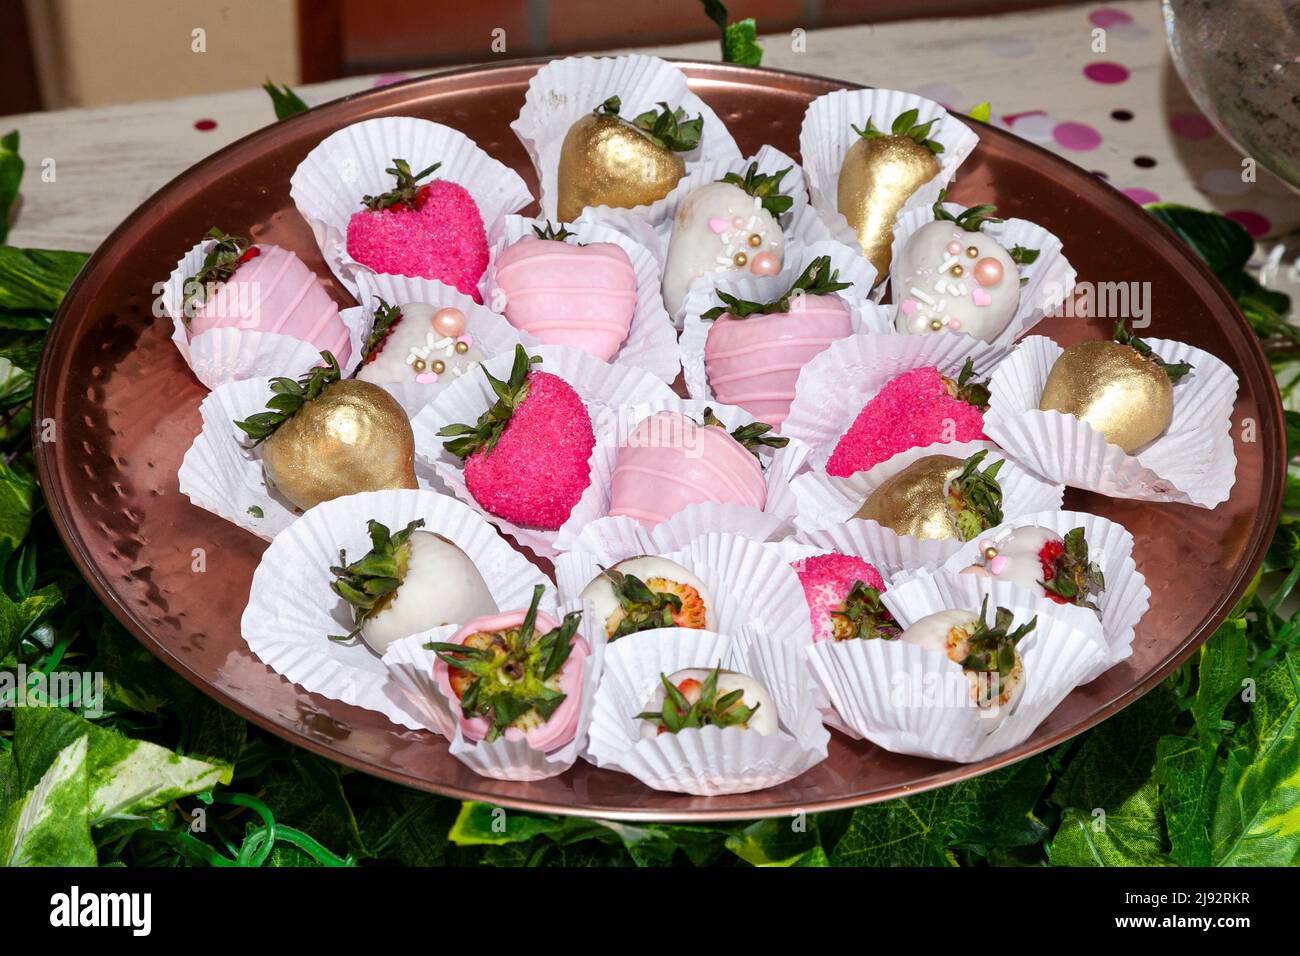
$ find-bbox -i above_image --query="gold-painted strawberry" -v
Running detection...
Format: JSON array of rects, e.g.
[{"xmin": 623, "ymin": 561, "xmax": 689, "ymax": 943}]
[
  {"xmin": 235, "ymin": 352, "xmax": 417, "ymax": 511},
  {"xmin": 1039, "ymin": 321, "xmax": 1192, "ymax": 453},
  {"xmin": 557, "ymin": 96, "xmax": 702, "ymax": 221},
  {"xmin": 838, "ymin": 109, "xmax": 944, "ymax": 280},
  {"xmin": 854, "ymin": 449, "xmax": 1004, "ymax": 541}
]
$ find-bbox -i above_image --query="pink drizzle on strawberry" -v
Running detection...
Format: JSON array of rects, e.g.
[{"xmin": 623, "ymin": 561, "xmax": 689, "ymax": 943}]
[
  {"xmin": 346, "ymin": 179, "xmax": 489, "ymax": 302},
  {"xmin": 791, "ymin": 552, "xmax": 885, "ymax": 643},
  {"xmin": 826, "ymin": 366, "xmax": 986, "ymax": 478}
]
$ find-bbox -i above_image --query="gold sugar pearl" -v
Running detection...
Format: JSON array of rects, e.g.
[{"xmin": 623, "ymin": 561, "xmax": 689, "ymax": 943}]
[
  {"xmin": 454, "ymin": 341, "xmax": 469, "ymax": 354},
  {"xmin": 432, "ymin": 360, "xmax": 446, "ymax": 374},
  {"xmin": 966, "ymin": 246, "xmax": 979, "ymax": 258},
  {"xmin": 412, "ymin": 359, "xmax": 426, "ymax": 372},
  {"xmin": 733, "ymin": 252, "xmax": 748, "ymax": 267},
  {"xmin": 929, "ymin": 319, "xmax": 944, "ymax": 331},
  {"xmin": 950, "ymin": 263, "xmax": 965, "ymax": 277},
  {"xmin": 983, "ymin": 546, "xmax": 999, "ymax": 560},
  {"xmin": 747, "ymin": 233, "xmax": 762, "ymax": 247}
]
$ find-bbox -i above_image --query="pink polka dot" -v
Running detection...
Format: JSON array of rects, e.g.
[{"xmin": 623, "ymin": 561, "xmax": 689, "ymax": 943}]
[
  {"xmin": 1089, "ymin": 8, "xmax": 1134, "ymax": 28},
  {"xmin": 1227, "ymin": 209, "xmax": 1272, "ymax": 237},
  {"xmin": 1122, "ymin": 187, "xmax": 1160, "ymax": 205},
  {"xmin": 1170, "ymin": 112, "xmax": 1215, "ymax": 140},
  {"xmin": 1084, "ymin": 62, "xmax": 1130, "ymax": 84},
  {"xmin": 1053, "ymin": 121, "xmax": 1102, "ymax": 151},
  {"xmin": 194, "ymin": 118, "xmax": 217, "ymax": 131}
]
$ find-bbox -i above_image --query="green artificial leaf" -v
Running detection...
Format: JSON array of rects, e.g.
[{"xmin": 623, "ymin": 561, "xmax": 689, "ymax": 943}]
[
  {"xmin": 0, "ymin": 734, "xmax": 95, "ymax": 865},
  {"xmin": 0, "ymin": 247, "xmax": 90, "ymax": 314},
  {"xmin": 253, "ymin": 754, "xmax": 367, "ymax": 858},
  {"xmin": 355, "ymin": 785, "xmax": 460, "ymax": 867},
  {"xmin": 723, "ymin": 19, "xmax": 763, "ymax": 66},
  {"xmin": 726, "ymin": 816, "xmax": 826, "ymax": 866},
  {"xmin": 262, "ymin": 80, "xmax": 309, "ymax": 120},
  {"xmin": 1050, "ymin": 779, "xmax": 1172, "ymax": 866},
  {"xmin": 0, "ymin": 460, "xmax": 34, "ymax": 550},
  {"xmin": 1156, "ymin": 733, "xmax": 1217, "ymax": 866},
  {"xmin": 1146, "ymin": 204, "xmax": 1253, "ymax": 286},
  {"xmin": 0, "ymin": 130, "xmax": 23, "ymax": 246},
  {"xmin": 968, "ymin": 102, "xmax": 992, "ymax": 123},
  {"xmin": 184, "ymin": 696, "xmax": 247, "ymax": 768}
]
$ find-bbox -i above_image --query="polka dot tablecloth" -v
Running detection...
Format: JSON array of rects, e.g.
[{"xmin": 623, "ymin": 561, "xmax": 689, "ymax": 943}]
[{"xmin": 4, "ymin": 0, "xmax": 1298, "ymax": 254}]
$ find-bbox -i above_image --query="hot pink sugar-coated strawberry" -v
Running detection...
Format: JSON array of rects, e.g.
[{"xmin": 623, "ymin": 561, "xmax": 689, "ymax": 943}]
[
  {"xmin": 607, "ymin": 409, "xmax": 785, "ymax": 526},
  {"xmin": 439, "ymin": 346, "xmax": 595, "ymax": 530},
  {"xmin": 495, "ymin": 228, "xmax": 637, "ymax": 361},
  {"xmin": 826, "ymin": 363, "xmax": 990, "ymax": 478},
  {"xmin": 346, "ymin": 159, "xmax": 489, "ymax": 303},
  {"xmin": 791, "ymin": 552, "xmax": 886, "ymax": 643},
  {"xmin": 704, "ymin": 294, "xmax": 852, "ymax": 429},
  {"xmin": 184, "ymin": 233, "xmax": 352, "ymax": 365}
]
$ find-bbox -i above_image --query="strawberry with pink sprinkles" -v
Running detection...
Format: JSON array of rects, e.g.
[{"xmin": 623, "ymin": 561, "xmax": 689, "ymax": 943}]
[
  {"xmin": 346, "ymin": 159, "xmax": 490, "ymax": 302},
  {"xmin": 826, "ymin": 360, "xmax": 990, "ymax": 478},
  {"xmin": 438, "ymin": 345, "xmax": 595, "ymax": 530},
  {"xmin": 792, "ymin": 552, "xmax": 898, "ymax": 643}
]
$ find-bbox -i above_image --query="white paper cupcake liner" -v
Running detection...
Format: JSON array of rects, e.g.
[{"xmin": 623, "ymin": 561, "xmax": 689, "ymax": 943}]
[
  {"xmin": 554, "ymin": 531, "xmax": 810, "ymax": 648},
  {"xmin": 161, "ymin": 237, "xmax": 368, "ymax": 390},
  {"xmin": 550, "ymin": 397, "xmax": 809, "ymax": 554},
  {"xmin": 789, "ymin": 440, "xmax": 1066, "ymax": 574},
  {"xmin": 799, "ymin": 89, "xmax": 979, "ymax": 267},
  {"xmin": 807, "ymin": 602, "xmax": 1107, "ymax": 762},
  {"xmin": 177, "ymin": 377, "xmax": 443, "ymax": 540},
  {"xmin": 479, "ymin": 213, "xmax": 681, "ymax": 383},
  {"xmin": 381, "ymin": 599, "xmax": 607, "ymax": 780},
  {"xmin": 410, "ymin": 345, "xmax": 677, "ymax": 558},
  {"xmin": 885, "ymin": 509, "xmax": 1149, "ymax": 682},
  {"xmin": 352, "ymin": 271, "xmax": 525, "ymax": 417},
  {"xmin": 239, "ymin": 489, "xmax": 553, "ymax": 728},
  {"xmin": 887, "ymin": 203, "xmax": 1077, "ymax": 348},
  {"xmin": 511, "ymin": 54, "xmax": 742, "ymax": 221},
  {"xmin": 679, "ymin": 241, "xmax": 892, "ymax": 413},
  {"xmin": 983, "ymin": 335, "xmax": 1239, "ymax": 507},
  {"xmin": 781, "ymin": 332, "xmax": 1013, "ymax": 471},
  {"xmin": 586, "ymin": 626, "xmax": 830, "ymax": 794},
  {"xmin": 289, "ymin": 116, "xmax": 533, "ymax": 299},
  {"xmin": 555, "ymin": 504, "xmax": 793, "ymax": 560}
]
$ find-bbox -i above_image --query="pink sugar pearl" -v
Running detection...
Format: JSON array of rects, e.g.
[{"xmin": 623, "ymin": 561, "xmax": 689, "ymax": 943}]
[
  {"xmin": 346, "ymin": 179, "xmax": 489, "ymax": 303},
  {"xmin": 791, "ymin": 552, "xmax": 886, "ymax": 643},
  {"xmin": 826, "ymin": 366, "xmax": 987, "ymax": 478}
]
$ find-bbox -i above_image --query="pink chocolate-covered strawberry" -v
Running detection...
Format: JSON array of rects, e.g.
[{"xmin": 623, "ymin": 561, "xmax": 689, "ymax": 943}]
[
  {"xmin": 607, "ymin": 407, "xmax": 787, "ymax": 526},
  {"xmin": 346, "ymin": 159, "xmax": 489, "ymax": 302},
  {"xmin": 791, "ymin": 552, "xmax": 899, "ymax": 643},
  {"xmin": 703, "ymin": 255, "xmax": 854, "ymax": 429},
  {"xmin": 494, "ymin": 222, "xmax": 636, "ymax": 361},
  {"xmin": 439, "ymin": 346, "xmax": 595, "ymax": 529},
  {"xmin": 826, "ymin": 361, "xmax": 990, "ymax": 478},
  {"xmin": 428, "ymin": 585, "xmax": 589, "ymax": 751},
  {"xmin": 183, "ymin": 228, "xmax": 351, "ymax": 365}
]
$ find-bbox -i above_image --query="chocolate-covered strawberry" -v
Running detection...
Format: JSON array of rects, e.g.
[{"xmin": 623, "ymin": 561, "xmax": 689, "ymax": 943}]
[
  {"xmin": 962, "ymin": 525, "xmax": 1105, "ymax": 610},
  {"xmin": 428, "ymin": 585, "xmax": 588, "ymax": 749},
  {"xmin": 557, "ymin": 96, "xmax": 702, "ymax": 220},
  {"xmin": 235, "ymin": 352, "xmax": 417, "ymax": 511},
  {"xmin": 438, "ymin": 345, "xmax": 595, "ymax": 529},
  {"xmin": 854, "ymin": 449, "xmax": 1004, "ymax": 541},
  {"xmin": 580, "ymin": 556, "xmax": 713, "ymax": 640},
  {"xmin": 901, "ymin": 596, "xmax": 1035, "ymax": 711},
  {"xmin": 1039, "ymin": 321, "xmax": 1192, "ymax": 453},
  {"xmin": 792, "ymin": 552, "xmax": 898, "ymax": 643},
  {"xmin": 637, "ymin": 664, "xmax": 777, "ymax": 737}
]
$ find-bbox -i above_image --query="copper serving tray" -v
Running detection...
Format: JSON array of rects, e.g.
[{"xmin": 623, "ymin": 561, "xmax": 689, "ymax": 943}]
[{"xmin": 34, "ymin": 60, "xmax": 1283, "ymax": 820}]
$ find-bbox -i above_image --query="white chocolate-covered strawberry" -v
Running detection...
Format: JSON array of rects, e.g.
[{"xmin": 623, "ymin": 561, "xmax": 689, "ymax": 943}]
[
  {"xmin": 900, "ymin": 598, "xmax": 1034, "ymax": 715},
  {"xmin": 662, "ymin": 165, "xmax": 791, "ymax": 315},
  {"xmin": 580, "ymin": 556, "xmax": 714, "ymax": 639},
  {"xmin": 637, "ymin": 665, "xmax": 778, "ymax": 737},
  {"xmin": 894, "ymin": 202, "xmax": 1036, "ymax": 343},
  {"xmin": 962, "ymin": 525, "xmax": 1105, "ymax": 609},
  {"xmin": 328, "ymin": 518, "xmax": 498, "ymax": 655},
  {"xmin": 355, "ymin": 301, "xmax": 484, "ymax": 390}
]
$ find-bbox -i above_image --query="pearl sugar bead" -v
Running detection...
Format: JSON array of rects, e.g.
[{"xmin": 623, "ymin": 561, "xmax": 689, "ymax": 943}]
[{"xmin": 432, "ymin": 306, "xmax": 467, "ymax": 337}]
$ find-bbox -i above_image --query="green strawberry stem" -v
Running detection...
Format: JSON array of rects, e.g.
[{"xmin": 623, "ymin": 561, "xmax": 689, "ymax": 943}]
[
  {"xmin": 234, "ymin": 351, "xmax": 341, "ymax": 445},
  {"xmin": 719, "ymin": 161, "xmax": 793, "ymax": 218},
  {"xmin": 932, "ymin": 190, "xmax": 1002, "ymax": 232},
  {"xmin": 830, "ymin": 581, "xmax": 902, "ymax": 641},
  {"xmin": 601, "ymin": 568, "xmax": 683, "ymax": 640},
  {"xmin": 532, "ymin": 221, "xmax": 577, "ymax": 243},
  {"xmin": 946, "ymin": 358, "xmax": 992, "ymax": 411},
  {"xmin": 960, "ymin": 596, "xmax": 1036, "ymax": 678},
  {"xmin": 631, "ymin": 102, "xmax": 703, "ymax": 152},
  {"xmin": 437, "ymin": 344, "xmax": 542, "ymax": 459},
  {"xmin": 700, "ymin": 254, "xmax": 852, "ymax": 320},
  {"xmin": 1113, "ymin": 320, "xmax": 1194, "ymax": 383},
  {"xmin": 327, "ymin": 518, "xmax": 423, "ymax": 642},
  {"xmin": 1040, "ymin": 526, "xmax": 1106, "ymax": 609},
  {"xmin": 700, "ymin": 406, "xmax": 789, "ymax": 457},
  {"xmin": 636, "ymin": 664, "xmax": 759, "ymax": 733},
  {"xmin": 852, "ymin": 108, "xmax": 945, "ymax": 156},
  {"xmin": 1008, "ymin": 245, "xmax": 1040, "ymax": 265},
  {"xmin": 947, "ymin": 449, "xmax": 1005, "ymax": 541},
  {"xmin": 360, "ymin": 158, "xmax": 442, "ymax": 211},
  {"xmin": 362, "ymin": 297, "xmax": 403, "ymax": 362},
  {"xmin": 183, "ymin": 227, "xmax": 254, "ymax": 309},
  {"xmin": 426, "ymin": 585, "xmax": 583, "ymax": 741}
]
